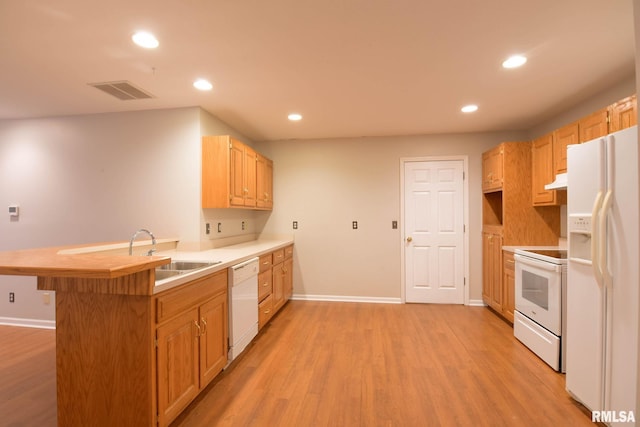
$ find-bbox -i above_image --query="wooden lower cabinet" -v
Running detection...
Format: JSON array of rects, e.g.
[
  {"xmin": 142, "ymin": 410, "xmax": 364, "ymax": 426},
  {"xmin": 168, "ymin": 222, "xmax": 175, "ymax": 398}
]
[
  {"xmin": 258, "ymin": 245, "xmax": 294, "ymax": 328},
  {"xmin": 502, "ymin": 251, "xmax": 515, "ymax": 324},
  {"xmin": 482, "ymin": 227, "xmax": 504, "ymax": 313},
  {"xmin": 155, "ymin": 270, "xmax": 228, "ymax": 427}
]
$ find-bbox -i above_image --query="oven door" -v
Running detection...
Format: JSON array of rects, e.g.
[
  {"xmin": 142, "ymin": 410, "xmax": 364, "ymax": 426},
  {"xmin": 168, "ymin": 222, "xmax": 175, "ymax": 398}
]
[{"xmin": 514, "ymin": 254, "xmax": 562, "ymax": 335}]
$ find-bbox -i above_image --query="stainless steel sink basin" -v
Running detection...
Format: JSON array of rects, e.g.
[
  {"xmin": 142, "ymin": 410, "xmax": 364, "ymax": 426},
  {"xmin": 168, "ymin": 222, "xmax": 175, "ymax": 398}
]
[
  {"xmin": 155, "ymin": 270, "xmax": 182, "ymax": 281},
  {"xmin": 157, "ymin": 261, "xmax": 220, "ymax": 271},
  {"xmin": 154, "ymin": 260, "xmax": 221, "ymax": 283}
]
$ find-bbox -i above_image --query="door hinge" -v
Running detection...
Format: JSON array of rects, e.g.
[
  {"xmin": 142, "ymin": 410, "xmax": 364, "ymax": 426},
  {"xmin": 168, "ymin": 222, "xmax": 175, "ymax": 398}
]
[
  {"xmin": 463, "ymin": 171, "xmax": 465, "ymax": 180},
  {"xmin": 463, "ymin": 224, "xmax": 466, "ymax": 233},
  {"xmin": 464, "ymin": 277, "xmax": 466, "ymax": 286}
]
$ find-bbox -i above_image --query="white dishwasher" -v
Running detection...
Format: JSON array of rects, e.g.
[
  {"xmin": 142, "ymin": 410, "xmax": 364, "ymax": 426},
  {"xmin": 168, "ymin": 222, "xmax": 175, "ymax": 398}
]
[{"xmin": 228, "ymin": 257, "xmax": 259, "ymax": 362}]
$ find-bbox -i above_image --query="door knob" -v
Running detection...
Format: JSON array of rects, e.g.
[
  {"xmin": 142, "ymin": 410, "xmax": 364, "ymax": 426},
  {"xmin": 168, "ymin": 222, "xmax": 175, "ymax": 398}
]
[{"xmin": 406, "ymin": 237, "xmax": 413, "ymax": 242}]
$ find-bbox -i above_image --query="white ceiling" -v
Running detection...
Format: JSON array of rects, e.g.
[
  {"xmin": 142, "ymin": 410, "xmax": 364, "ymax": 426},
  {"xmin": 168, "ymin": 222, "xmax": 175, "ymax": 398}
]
[{"xmin": 0, "ymin": 0, "xmax": 635, "ymax": 142}]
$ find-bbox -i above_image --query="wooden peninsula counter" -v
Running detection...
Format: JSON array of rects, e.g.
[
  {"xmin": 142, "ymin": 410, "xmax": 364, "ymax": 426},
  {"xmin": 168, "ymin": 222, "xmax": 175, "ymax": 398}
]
[
  {"xmin": 0, "ymin": 237, "xmax": 294, "ymax": 426},
  {"xmin": 0, "ymin": 243, "xmax": 173, "ymax": 426}
]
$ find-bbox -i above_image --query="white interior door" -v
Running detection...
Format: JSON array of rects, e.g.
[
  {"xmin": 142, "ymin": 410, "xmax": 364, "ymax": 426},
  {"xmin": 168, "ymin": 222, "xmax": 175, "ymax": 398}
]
[{"xmin": 404, "ymin": 160, "xmax": 464, "ymax": 304}]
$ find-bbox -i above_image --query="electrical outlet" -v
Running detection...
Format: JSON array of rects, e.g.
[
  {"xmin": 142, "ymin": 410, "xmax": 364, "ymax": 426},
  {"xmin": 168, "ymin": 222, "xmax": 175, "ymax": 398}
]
[
  {"xmin": 293, "ymin": 221, "xmax": 298, "ymax": 229},
  {"xmin": 392, "ymin": 221, "xmax": 398, "ymax": 229},
  {"xmin": 9, "ymin": 292, "xmax": 15, "ymax": 303},
  {"xmin": 352, "ymin": 221, "xmax": 358, "ymax": 229},
  {"xmin": 217, "ymin": 222, "xmax": 222, "ymax": 233},
  {"xmin": 242, "ymin": 221, "xmax": 246, "ymax": 230},
  {"xmin": 43, "ymin": 292, "xmax": 51, "ymax": 305},
  {"xmin": 205, "ymin": 223, "xmax": 211, "ymax": 235}
]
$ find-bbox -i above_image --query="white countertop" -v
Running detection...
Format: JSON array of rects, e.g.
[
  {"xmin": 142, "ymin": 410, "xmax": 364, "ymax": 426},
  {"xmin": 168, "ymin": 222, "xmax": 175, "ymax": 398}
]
[{"xmin": 153, "ymin": 238, "xmax": 294, "ymax": 293}]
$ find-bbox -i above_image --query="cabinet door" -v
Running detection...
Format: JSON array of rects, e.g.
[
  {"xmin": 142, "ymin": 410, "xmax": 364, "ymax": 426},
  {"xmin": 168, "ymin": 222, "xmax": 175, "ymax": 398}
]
[
  {"xmin": 608, "ymin": 95, "xmax": 637, "ymax": 133},
  {"xmin": 531, "ymin": 134, "xmax": 556, "ymax": 205},
  {"xmin": 199, "ymin": 293, "xmax": 228, "ymax": 388},
  {"xmin": 490, "ymin": 233, "xmax": 503, "ymax": 311},
  {"xmin": 482, "ymin": 230, "xmax": 504, "ymax": 313},
  {"xmin": 272, "ymin": 261, "xmax": 285, "ymax": 312},
  {"xmin": 157, "ymin": 308, "xmax": 200, "ymax": 427},
  {"xmin": 503, "ymin": 252, "xmax": 515, "ymax": 324},
  {"xmin": 229, "ymin": 140, "xmax": 246, "ymax": 206},
  {"xmin": 283, "ymin": 257, "xmax": 293, "ymax": 301},
  {"xmin": 482, "ymin": 232, "xmax": 492, "ymax": 304},
  {"xmin": 579, "ymin": 108, "xmax": 609, "ymax": 143},
  {"xmin": 482, "ymin": 146, "xmax": 503, "ymax": 192},
  {"xmin": 244, "ymin": 146, "xmax": 257, "ymax": 207},
  {"xmin": 256, "ymin": 154, "xmax": 267, "ymax": 209},
  {"xmin": 553, "ymin": 122, "xmax": 578, "ymax": 175},
  {"xmin": 265, "ymin": 158, "xmax": 273, "ymax": 209}
]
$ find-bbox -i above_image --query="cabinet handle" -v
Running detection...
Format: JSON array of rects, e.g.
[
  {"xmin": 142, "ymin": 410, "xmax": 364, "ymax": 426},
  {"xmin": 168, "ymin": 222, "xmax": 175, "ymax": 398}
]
[
  {"xmin": 264, "ymin": 309, "xmax": 271, "ymax": 315},
  {"xmin": 262, "ymin": 282, "xmax": 269, "ymax": 287},
  {"xmin": 194, "ymin": 321, "xmax": 201, "ymax": 338},
  {"xmin": 506, "ymin": 259, "xmax": 515, "ymax": 264},
  {"xmin": 201, "ymin": 318, "xmax": 207, "ymax": 336}
]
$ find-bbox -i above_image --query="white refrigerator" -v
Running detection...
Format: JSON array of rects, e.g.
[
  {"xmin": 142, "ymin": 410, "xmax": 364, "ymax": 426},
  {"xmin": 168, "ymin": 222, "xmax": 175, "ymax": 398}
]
[{"xmin": 565, "ymin": 125, "xmax": 639, "ymax": 424}]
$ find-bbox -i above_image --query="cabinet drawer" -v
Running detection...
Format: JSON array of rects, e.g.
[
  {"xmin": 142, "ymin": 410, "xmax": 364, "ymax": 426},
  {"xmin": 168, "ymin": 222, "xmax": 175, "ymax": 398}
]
[
  {"xmin": 258, "ymin": 270, "xmax": 272, "ymax": 302},
  {"xmin": 284, "ymin": 245, "xmax": 293, "ymax": 259},
  {"xmin": 259, "ymin": 253, "xmax": 272, "ymax": 273},
  {"xmin": 156, "ymin": 270, "xmax": 227, "ymax": 324},
  {"xmin": 503, "ymin": 251, "xmax": 515, "ymax": 271},
  {"xmin": 272, "ymin": 249, "xmax": 285, "ymax": 265},
  {"xmin": 258, "ymin": 294, "xmax": 273, "ymax": 329}
]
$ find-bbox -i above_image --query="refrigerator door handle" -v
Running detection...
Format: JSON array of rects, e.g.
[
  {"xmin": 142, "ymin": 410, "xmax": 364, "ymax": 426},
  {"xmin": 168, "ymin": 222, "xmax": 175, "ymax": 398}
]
[
  {"xmin": 599, "ymin": 189, "xmax": 613, "ymax": 289},
  {"xmin": 591, "ymin": 190, "xmax": 604, "ymax": 287}
]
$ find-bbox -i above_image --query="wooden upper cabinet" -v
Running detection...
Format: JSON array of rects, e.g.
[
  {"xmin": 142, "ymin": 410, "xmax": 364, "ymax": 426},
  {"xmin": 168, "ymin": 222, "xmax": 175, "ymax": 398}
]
[
  {"xmin": 531, "ymin": 133, "xmax": 557, "ymax": 206},
  {"xmin": 256, "ymin": 154, "xmax": 273, "ymax": 210},
  {"xmin": 243, "ymin": 145, "xmax": 257, "ymax": 208},
  {"xmin": 608, "ymin": 95, "xmax": 637, "ymax": 133},
  {"xmin": 482, "ymin": 145, "xmax": 503, "ymax": 192},
  {"xmin": 579, "ymin": 107, "xmax": 609, "ymax": 143},
  {"xmin": 553, "ymin": 122, "xmax": 579, "ymax": 175},
  {"xmin": 202, "ymin": 135, "xmax": 272, "ymax": 210}
]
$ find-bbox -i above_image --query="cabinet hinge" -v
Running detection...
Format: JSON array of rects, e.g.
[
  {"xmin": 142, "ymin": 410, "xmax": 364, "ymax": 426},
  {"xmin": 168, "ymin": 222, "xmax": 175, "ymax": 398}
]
[{"xmin": 154, "ymin": 338, "xmax": 158, "ymax": 348}]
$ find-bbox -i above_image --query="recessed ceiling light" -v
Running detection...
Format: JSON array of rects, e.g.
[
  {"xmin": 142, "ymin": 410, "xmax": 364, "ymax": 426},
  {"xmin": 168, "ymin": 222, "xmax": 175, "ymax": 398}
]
[
  {"xmin": 461, "ymin": 104, "xmax": 478, "ymax": 113},
  {"xmin": 288, "ymin": 113, "xmax": 302, "ymax": 121},
  {"xmin": 502, "ymin": 55, "xmax": 527, "ymax": 69},
  {"xmin": 193, "ymin": 79, "xmax": 213, "ymax": 91},
  {"xmin": 132, "ymin": 31, "xmax": 159, "ymax": 49}
]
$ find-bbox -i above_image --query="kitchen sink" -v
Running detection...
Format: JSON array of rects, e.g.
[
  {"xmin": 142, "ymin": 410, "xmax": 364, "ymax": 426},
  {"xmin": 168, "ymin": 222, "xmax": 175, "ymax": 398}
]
[
  {"xmin": 155, "ymin": 270, "xmax": 182, "ymax": 281},
  {"xmin": 156, "ymin": 261, "xmax": 220, "ymax": 271},
  {"xmin": 155, "ymin": 260, "xmax": 221, "ymax": 282}
]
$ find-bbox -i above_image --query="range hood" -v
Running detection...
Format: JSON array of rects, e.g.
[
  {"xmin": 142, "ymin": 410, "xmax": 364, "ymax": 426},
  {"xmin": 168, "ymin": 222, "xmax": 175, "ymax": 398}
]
[{"xmin": 544, "ymin": 172, "xmax": 567, "ymax": 190}]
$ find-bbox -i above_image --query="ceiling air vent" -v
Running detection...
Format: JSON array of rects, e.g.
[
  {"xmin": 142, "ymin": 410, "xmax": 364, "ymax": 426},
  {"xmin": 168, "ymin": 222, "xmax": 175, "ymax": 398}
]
[{"xmin": 89, "ymin": 80, "xmax": 154, "ymax": 101}]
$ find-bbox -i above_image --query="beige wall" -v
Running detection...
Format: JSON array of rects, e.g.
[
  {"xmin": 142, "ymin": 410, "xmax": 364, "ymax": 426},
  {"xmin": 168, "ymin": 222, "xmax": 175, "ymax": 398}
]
[{"xmin": 258, "ymin": 131, "xmax": 527, "ymax": 302}]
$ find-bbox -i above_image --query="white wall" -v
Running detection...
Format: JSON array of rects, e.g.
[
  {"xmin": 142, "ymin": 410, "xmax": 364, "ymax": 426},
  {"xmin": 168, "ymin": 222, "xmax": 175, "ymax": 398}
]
[
  {"xmin": 0, "ymin": 107, "xmax": 233, "ymax": 324},
  {"xmin": 258, "ymin": 131, "xmax": 527, "ymax": 302}
]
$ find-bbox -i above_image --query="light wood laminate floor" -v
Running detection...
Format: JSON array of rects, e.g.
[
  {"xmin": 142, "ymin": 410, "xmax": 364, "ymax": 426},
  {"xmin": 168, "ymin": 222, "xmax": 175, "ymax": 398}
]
[{"xmin": 0, "ymin": 301, "xmax": 593, "ymax": 426}]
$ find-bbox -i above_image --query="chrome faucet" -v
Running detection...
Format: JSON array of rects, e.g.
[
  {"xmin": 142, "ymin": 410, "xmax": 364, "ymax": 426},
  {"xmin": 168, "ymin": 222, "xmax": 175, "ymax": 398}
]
[{"xmin": 129, "ymin": 228, "xmax": 157, "ymax": 256}]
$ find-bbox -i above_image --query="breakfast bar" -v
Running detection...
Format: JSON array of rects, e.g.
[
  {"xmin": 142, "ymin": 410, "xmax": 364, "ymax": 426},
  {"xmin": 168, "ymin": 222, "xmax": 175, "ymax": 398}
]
[{"xmin": 0, "ymin": 237, "xmax": 293, "ymax": 427}]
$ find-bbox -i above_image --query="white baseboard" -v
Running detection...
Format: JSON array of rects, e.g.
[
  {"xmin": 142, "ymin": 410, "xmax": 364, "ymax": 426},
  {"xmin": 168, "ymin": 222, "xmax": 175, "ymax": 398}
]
[
  {"xmin": 0, "ymin": 317, "xmax": 56, "ymax": 329},
  {"xmin": 291, "ymin": 294, "xmax": 402, "ymax": 304},
  {"xmin": 467, "ymin": 299, "xmax": 486, "ymax": 307}
]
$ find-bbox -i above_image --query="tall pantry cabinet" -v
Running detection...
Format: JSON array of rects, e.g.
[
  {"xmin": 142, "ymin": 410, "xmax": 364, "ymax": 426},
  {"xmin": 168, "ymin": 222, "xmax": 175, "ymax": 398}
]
[{"xmin": 482, "ymin": 142, "xmax": 560, "ymax": 322}]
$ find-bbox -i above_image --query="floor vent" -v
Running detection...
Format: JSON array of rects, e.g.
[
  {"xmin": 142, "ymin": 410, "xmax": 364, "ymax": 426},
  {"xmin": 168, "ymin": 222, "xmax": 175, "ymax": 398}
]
[{"xmin": 89, "ymin": 80, "xmax": 154, "ymax": 100}]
